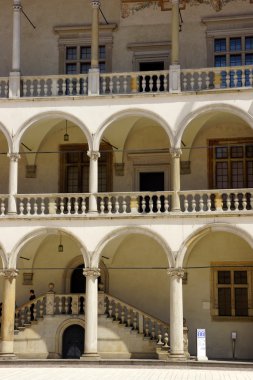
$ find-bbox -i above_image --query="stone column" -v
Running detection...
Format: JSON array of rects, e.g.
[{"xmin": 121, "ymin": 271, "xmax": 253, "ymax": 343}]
[
  {"xmin": 9, "ymin": 0, "xmax": 22, "ymax": 98},
  {"xmin": 88, "ymin": 0, "xmax": 100, "ymax": 95},
  {"xmin": 0, "ymin": 269, "xmax": 18, "ymax": 358},
  {"xmin": 169, "ymin": 0, "xmax": 181, "ymax": 93},
  {"xmin": 87, "ymin": 151, "xmax": 100, "ymax": 213},
  {"xmin": 170, "ymin": 148, "xmax": 181, "ymax": 212},
  {"xmin": 8, "ymin": 153, "xmax": 20, "ymax": 214},
  {"xmin": 82, "ymin": 268, "xmax": 100, "ymax": 360},
  {"xmin": 167, "ymin": 267, "xmax": 185, "ymax": 360}
]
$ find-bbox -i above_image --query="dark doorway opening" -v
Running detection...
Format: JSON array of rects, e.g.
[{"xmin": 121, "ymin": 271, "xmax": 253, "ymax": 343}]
[
  {"xmin": 139, "ymin": 61, "xmax": 165, "ymax": 92},
  {"xmin": 139, "ymin": 172, "xmax": 165, "ymax": 213},
  {"xmin": 71, "ymin": 264, "xmax": 85, "ymax": 293},
  {"xmin": 62, "ymin": 324, "xmax": 84, "ymax": 359}
]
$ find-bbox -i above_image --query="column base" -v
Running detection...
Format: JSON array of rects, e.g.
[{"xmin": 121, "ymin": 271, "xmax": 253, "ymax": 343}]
[
  {"xmin": 0, "ymin": 354, "xmax": 17, "ymax": 360},
  {"xmin": 80, "ymin": 353, "xmax": 100, "ymax": 361},
  {"xmin": 168, "ymin": 353, "xmax": 187, "ymax": 361}
]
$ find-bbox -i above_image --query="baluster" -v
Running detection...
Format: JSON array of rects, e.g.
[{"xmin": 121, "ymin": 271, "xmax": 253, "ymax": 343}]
[
  {"xmin": 109, "ymin": 77, "xmax": 113, "ymax": 93},
  {"xmin": 123, "ymin": 76, "xmax": 127, "ymax": 93},
  {"xmin": 39, "ymin": 301, "xmax": 44, "ymax": 318},
  {"xmin": 30, "ymin": 82, "xmax": 34, "ymax": 96},
  {"xmin": 115, "ymin": 196, "xmax": 119, "ymax": 214},
  {"xmin": 27, "ymin": 308, "xmax": 31, "ymax": 324},
  {"xmin": 33, "ymin": 302, "xmax": 37, "ymax": 321},
  {"xmin": 164, "ymin": 197, "xmax": 169, "ymax": 213},
  {"xmin": 184, "ymin": 196, "xmax": 189, "ymax": 212},
  {"xmin": 41, "ymin": 198, "xmax": 45, "ymax": 215},
  {"xmin": 116, "ymin": 76, "xmax": 120, "ymax": 93},
  {"xmin": 37, "ymin": 81, "xmax": 41, "ymax": 96},
  {"xmin": 133, "ymin": 313, "xmax": 137, "ymax": 330},
  {"xmin": 62, "ymin": 80, "xmax": 67, "ymax": 95},
  {"xmin": 141, "ymin": 77, "xmax": 146, "ymax": 92},
  {"xmin": 157, "ymin": 76, "xmax": 161, "ymax": 92},
  {"xmin": 67, "ymin": 197, "xmax": 71, "ymax": 214},
  {"xmin": 151, "ymin": 324, "xmax": 156, "ymax": 340},
  {"xmin": 27, "ymin": 197, "xmax": 31, "ymax": 215},
  {"xmin": 20, "ymin": 309, "xmax": 25, "ymax": 327},
  {"xmin": 58, "ymin": 298, "xmax": 63, "ymax": 314},
  {"xmin": 23, "ymin": 81, "xmax": 28, "ymax": 96},
  {"xmin": 144, "ymin": 320, "xmax": 149, "ymax": 337},
  {"xmin": 206, "ymin": 71, "xmax": 210, "ymax": 89},
  {"xmin": 60, "ymin": 198, "xmax": 64, "ymax": 214},
  {"xmin": 197, "ymin": 71, "xmax": 202, "ymax": 90},
  {"xmin": 199, "ymin": 194, "xmax": 204, "ymax": 212},
  {"xmin": 242, "ymin": 70, "xmax": 246, "ymax": 87},
  {"xmin": 149, "ymin": 196, "xmax": 153, "ymax": 213},
  {"xmin": 108, "ymin": 197, "xmax": 112, "ymax": 214},
  {"xmin": 83, "ymin": 78, "xmax": 88, "ymax": 95},
  {"xmin": 81, "ymin": 198, "xmax": 86, "ymax": 214},
  {"xmin": 122, "ymin": 198, "xmax": 127, "ymax": 213},
  {"xmin": 250, "ymin": 193, "xmax": 253, "ymax": 210},
  {"xmin": 190, "ymin": 74, "xmax": 194, "ymax": 90},
  {"xmin": 226, "ymin": 71, "xmax": 230, "ymax": 88},
  {"xmin": 183, "ymin": 75, "xmax": 187, "ymax": 91},
  {"xmin": 108, "ymin": 301, "xmax": 113, "ymax": 318},
  {"xmin": 69, "ymin": 80, "xmax": 73, "ymax": 95},
  {"xmin": 157, "ymin": 196, "xmax": 161, "ymax": 212},
  {"xmin": 234, "ymin": 71, "xmax": 238, "ymax": 87},
  {"xmin": 249, "ymin": 70, "xmax": 253, "ymax": 86},
  {"xmin": 227, "ymin": 193, "xmax": 231, "ymax": 211},
  {"xmin": 121, "ymin": 308, "xmax": 125, "ymax": 325},
  {"xmin": 242, "ymin": 194, "xmax": 247, "ymax": 210},
  {"xmin": 76, "ymin": 80, "xmax": 80, "ymax": 95},
  {"xmin": 207, "ymin": 193, "xmax": 211, "ymax": 212},
  {"xmin": 234, "ymin": 193, "xmax": 239, "ymax": 210},
  {"xmin": 192, "ymin": 195, "xmax": 196, "ymax": 212},
  {"xmin": 74, "ymin": 198, "xmax": 79, "ymax": 214},
  {"xmin": 34, "ymin": 198, "xmax": 38, "ymax": 215},
  {"xmin": 44, "ymin": 81, "xmax": 48, "ymax": 96},
  {"xmin": 164, "ymin": 74, "xmax": 168, "ymax": 91},
  {"xmin": 149, "ymin": 76, "xmax": 153, "ymax": 92},
  {"xmin": 115, "ymin": 303, "xmax": 119, "ymax": 321},
  {"xmin": 19, "ymin": 198, "xmax": 24, "ymax": 215},
  {"xmin": 126, "ymin": 310, "xmax": 132, "ymax": 327},
  {"xmin": 163, "ymin": 332, "xmax": 169, "ymax": 348},
  {"xmin": 100, "ymin": 199, "xmax": 105, "ymax": 214},
  {"xmin": 157, "ymin": 330, "xmax": 163, "ymax": 345},
  {"xmin": 1, "ymin": 198, "xmax": 5, "ymax": 215},
  {"xmin": 15, "ymin": 311, "xmax": 19, "ymax": 329},
  {"xmin": 102, "ymin": 77, "xmax": 106, "ymax": 94}
]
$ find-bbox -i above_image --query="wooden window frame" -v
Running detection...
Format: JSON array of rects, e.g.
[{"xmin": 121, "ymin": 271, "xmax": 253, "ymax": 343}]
[
  {"xmin": 208, "ymin": 137, "xmax": 253, "ymax": 189},
  {"xmin": 211, "ymin": 261, "xmax": 253, "ymax": 321}
]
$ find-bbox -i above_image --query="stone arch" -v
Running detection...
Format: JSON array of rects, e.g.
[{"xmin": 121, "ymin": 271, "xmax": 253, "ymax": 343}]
[
  {"xmin": 9, "ymin": 227, "xmax": 90, "ymax": 269},
  {"xmin": 55, "ymin": 318, "xmax": 85, "ymax": 358},
  {"xmin": 0, "ymin": 122, "xmax": 13, "ymax": 153},
  {"xmin": 92, "ymin": 226, "xmax": 175, "ymax": 268},
  {"xmin": 0, "ymin": 247, "xmax": 8, "ymax": 269},
  {"xmin": 13, "ymin": 110, "xmax": 93, "ymax": 152},
  {"xmin": 177, "ymin": 223, "xmax": 253, "ymax": 268},
  {"xmin": 175, "ymin": 103, "xmax": 253, "ymax": 149},
  {"xmin": 94, "ymin": 108, "xmax": 174, "ymax": 151}
]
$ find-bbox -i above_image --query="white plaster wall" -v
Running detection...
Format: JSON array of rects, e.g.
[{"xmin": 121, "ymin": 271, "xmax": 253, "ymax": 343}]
[{"xmin": 183, "ymin": 231, "xmax": 253, "ymax": 359}]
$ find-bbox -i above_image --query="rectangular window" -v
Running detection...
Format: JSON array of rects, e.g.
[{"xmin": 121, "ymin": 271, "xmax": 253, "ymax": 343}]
[
  {"xmin": 212, "ymin": 263, "xmax": 253, "ymax": 319},
  {"xmin": 209, "ymin": 139, "xmax": 253, "ymax": 189},
  {"xmin": 65, "ymin": 45, "xmax": 106, "ymax": 74}
]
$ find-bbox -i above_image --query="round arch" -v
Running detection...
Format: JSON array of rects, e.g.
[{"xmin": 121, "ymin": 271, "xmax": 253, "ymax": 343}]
[
  {"xmin": 93, "ymin": 108, "xmax": 174, "ymax": 151},
  {"xmin": 175, "ymin": 103, "xmax": 253, "ymax": 148},
  {"xmin": 0, "ymin": 247, "xmax": 8, "ymax": 269},
  {"xmin": 13, "ymin": 110, "xmax": 93, "ymax": 152},
  {"xmin": 9, "ymin": 227, "xmax": 90, "ymax": 269},
  {"xmin": 55, "ymin": 318, "xmax": 85, "ymax": 358},
  {"xmin": 92, "ymin": 226, "xmax": 175, "ymax": 268},
  {"xmin": 177, "ymin": 223, "xmax": 253, "ymax": 268},
  {"xmin": 0, "ymin": 122, "xmax": 13, "ymax": 153}
]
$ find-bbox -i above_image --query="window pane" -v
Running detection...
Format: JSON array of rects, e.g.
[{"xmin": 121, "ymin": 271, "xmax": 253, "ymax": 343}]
[
  {"xmin": 245, "ymin": 54, "xmax": 253, "ymax": 65},
  {"xmin": 245, "ymin": 36, "xmax": 253, "ymax": 50},
  {"xmin": 215, "ymin": 55, "xmax": 226, "ymax": 67},
  {"xmin": 235, "ymin": 288, "xmax": 248, "ymax": 316},
  {"xmin": 234, "ymin": 271, "xmax": 247, "ymax": 284},
  {"xmin": 99, "ymin": 62, "xmax": 106, "ymax": 73},
  {"xmin": 216, "ymin": 147, "xmax": 228, "ymax": 159},
  {"xmin": 80, "ymin": 63, "xmax": 90, "ymax": 74},
  {"xmin": 215, "ymin": 39, "xmax": 226, "ymax": 52},
  {"xmin": 98, "ymin": 164, "xmax": 107, "ymax": 192},
  {"xmin": 67, "ymin": 166, "xmax": 79, "ymax": 193},
  {"xmin": 67, "ymin": 152, "xmax": 79, "ymax": 163},
  {"xmin": 66, "ymin": 47, "xmax": 77, "ymax": 60},
  {"xmin": 216, "ymin": 162, "xmax": 228, "ymax": 188},
  {"xmin": 230, "ymin": 38, "xmax": 241, "ymax": 51},
  {"xmin": 99, "ymin": 46, "xmax": 106, "ymax": 59},
  {"xmin": 80, "ymin": 47, "xmax": 91, "ymax": 60},
  {"xmin": 231, "ymin": 161, "xmax": 244, "ymax": 188},
  {"xmin": 66, "ymin": 64, "xmax": 77, "ymax": 74},
  {"xmin": 231, "ymin": 146, "xmax": 243, "ymax": 158},
  {"xmin": 247, "ymin": 161, "xmax": 253, "ymax": 187},
  {"xmin": 218, "ymin": 288, "xmax": 231, "ymax": 316},
  {"xmin": 81, "ymin": 166, "xmax": 89, "ymax": 193},
  {"xmin": 230, "ymin": 54, "xmax": 242, "ymax": 66},
  {"xmin": 218, "ymin": 271, "xmax": 231, "ymax": 284}
]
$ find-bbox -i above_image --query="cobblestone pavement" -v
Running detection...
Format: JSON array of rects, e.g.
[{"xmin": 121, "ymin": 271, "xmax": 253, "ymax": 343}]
[{"xmin": 0, "ymin": 367, "xmax": 253, "ymax": 380}]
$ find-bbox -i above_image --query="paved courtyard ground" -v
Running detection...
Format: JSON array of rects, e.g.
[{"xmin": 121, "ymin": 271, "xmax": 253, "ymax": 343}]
[{"xmin": 0, "ymin": 366, "xmax": 253, "ymax": 380}]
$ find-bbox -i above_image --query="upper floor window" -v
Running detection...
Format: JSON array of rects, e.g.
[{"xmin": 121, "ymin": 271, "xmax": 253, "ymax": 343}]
[
  {"xmin": 209, "ymin": 138, "xmax": 253, "ymax": 189},
  {"xmin": 65, "ymin": 45, "xmax": 106, "ymax": 74},
  {"xmin": 214, "ymin": 36, "xmax": 253, "ymax": 67}
]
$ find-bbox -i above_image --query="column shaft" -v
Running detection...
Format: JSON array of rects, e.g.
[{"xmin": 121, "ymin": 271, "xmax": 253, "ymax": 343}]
[
  {"xmin": 88, "ymin": 151, "xmax": 100, "ymax": 213},
  {"xmin": 8, "ymin": 153, "xmax": 20, "ymax": 214},
  {"xmin": 91, "ymin": 0, "xmax": 100, "ymax": 69},
  {"xmin": 0, "ymin": 270, "xmax": 18, "ymax": 357},
  {"xmin": 82, "ymin": 268, "xmax": 100, "ymax": 359},
  {"xmin": 171, "ymin": 0, "xmax": 180, "ymax": 65},
  {"xmin": 12, "ymin": 0, "xmax": 21, "ymax": 72},
  {"xmin": 170, "ymin": 148, "xmax": 181, "ymax": 211},
  {"xmin": 168, "ymin": 268, "xmax": 185, "ymax": 358}
]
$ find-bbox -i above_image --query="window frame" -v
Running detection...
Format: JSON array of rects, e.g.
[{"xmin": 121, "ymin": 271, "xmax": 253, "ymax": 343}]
[
  {"xmin": 211, "ymin": 261, "xmax": 253, "ymax": 320},
  {"xmin": 208, "ymin": 138, "xmax": 253, "ymax": 189}
]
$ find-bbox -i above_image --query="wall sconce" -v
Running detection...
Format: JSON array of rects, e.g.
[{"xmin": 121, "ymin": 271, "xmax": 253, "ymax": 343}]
[
  {"xmin": 58, "ymin": 234, "xmax": 63, "ymax": 253},
  {"xmin": 64, "ymin": 120, "xmax": 69, "ymax": 142}
]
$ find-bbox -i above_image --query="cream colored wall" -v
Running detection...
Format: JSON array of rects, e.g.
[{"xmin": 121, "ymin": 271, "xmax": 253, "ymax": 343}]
[
  {"xmin": 183, "ymin": 231, "xmax": 253, "ymax": 359},
  {"xmin": 107, "ymin": 234, "xmax": 170, "ymax": 323},
  {"xmin": 0, "ymin": 133, "xmax": 9, "ymax": 193},
  {"xmin": 1, "ymin": 0, "xmax": 252, "ymax": 75}
]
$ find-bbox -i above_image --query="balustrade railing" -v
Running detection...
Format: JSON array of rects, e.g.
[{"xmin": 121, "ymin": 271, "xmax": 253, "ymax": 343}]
[
  {"xmin": 0, "ymin": 195, "xmax": 8, "ymax": 216},
  {"xmin": 0, "ymin": 78, "xmax": 8, "ymax": 97},
  {"xmin": 104, "ymin": 294, "xmax": 170, "ymax": 346},
  {"xmin": 15, "ymin": 294, "xmax": 46, "ymax": 330},
  {"xmin": 21, "ymin": 74, "xmax": 88, "ymax": 97},
  {"xmin": 181, "ymin": 65, "xmax": 253, "ymax": 92}
]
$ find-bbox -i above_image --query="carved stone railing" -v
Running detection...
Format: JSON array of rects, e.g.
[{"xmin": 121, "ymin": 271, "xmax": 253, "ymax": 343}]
[
  {"xmin": 100, "ymin": 70, "xmax": 170, "ymax": 95},
  {"xmin": 0, "ymin": 195, "xmax": 8, "ymax": 216},
  {"xmin": 104, "ymin": 294, "xmax": 170, "ymax": 348},
  {"xmin": 21, "ymin": 74, "xmax": 88, "ymax": 97},
  {"xmin": 181, "ymin": 65, "xmax": 253, "ymax": 92},
  {"xmin": 0, "ymin": 77, "xmax": 9, "ymax": 97},
  {"xmin": 180, "ymin": 189, "xmax": 253, "ymax": 212},
  {"xmin": 15, "ymin": 294, "xmax": 47, "ymax": 331}
]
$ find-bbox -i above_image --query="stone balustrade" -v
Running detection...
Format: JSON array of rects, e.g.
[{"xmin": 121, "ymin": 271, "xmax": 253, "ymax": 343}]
[
  {"xmin": 0, "ymin": 190, "xmax": 252, "ymax": 217},
  {"xmin": 0, "ymin": 66, "xmax": 252, "ymax": 99}
]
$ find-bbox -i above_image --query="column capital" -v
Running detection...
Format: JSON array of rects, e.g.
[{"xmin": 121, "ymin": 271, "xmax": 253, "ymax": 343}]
[
  {"xmin": 83, "ymin": 268, "xmax": 100, "ymax": 278},
  {"xmin": 170, "ymin": 148, "xmax": 182, "ymax": 159},
  {"xmin": 0, "ymin": 269, "xmax": 19, "ymax": 279},
  {"xmin": 7, "ymin": 152, "xmax": 20, "ymax": 162},
  {"xmin": 87, "ymin": 150, "xmax": 100, "ymax": 161},
  {"xmin": 167, "ymin": 267, "xmax": 184, "ymax": 279},
  {"xmin": 90, "ymin": 0, "xmax": 100, "ymax": 8},
  {"xmin": 171, "ymin": 0, "xmax": 179, "ymax": 4},
  {"xmin": 13, "ymin": 0, "xmax": 22, "ymax": 10}
]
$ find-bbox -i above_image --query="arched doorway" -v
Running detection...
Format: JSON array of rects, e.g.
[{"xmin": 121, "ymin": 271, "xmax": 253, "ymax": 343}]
[
  {"xmin": 71, "ymin": 264, "xmax": 85, "ymax": 293},
  {"xmin": 62, "ymin": 324, "xmax": 84, "ymax": 359}
]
